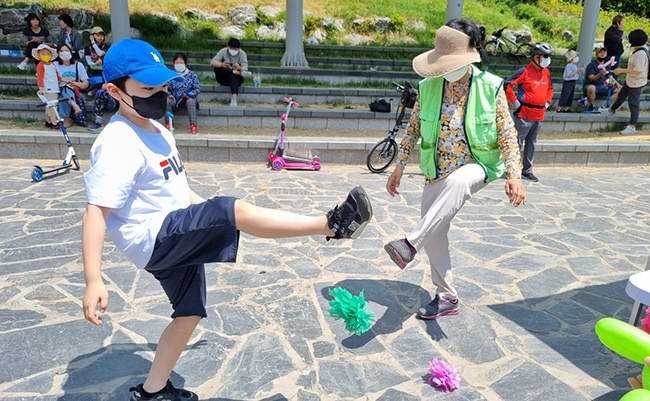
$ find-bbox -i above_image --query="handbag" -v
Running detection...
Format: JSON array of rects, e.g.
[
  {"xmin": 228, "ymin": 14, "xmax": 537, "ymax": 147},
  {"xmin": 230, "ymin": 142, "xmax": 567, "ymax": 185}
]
[
  {"xmin": 70, "ymin": 86, "xmax": 88, "ymax": 127},
  {"xmin": 369, "ymin": 98, "xmax": 391, "ymax": 113}
]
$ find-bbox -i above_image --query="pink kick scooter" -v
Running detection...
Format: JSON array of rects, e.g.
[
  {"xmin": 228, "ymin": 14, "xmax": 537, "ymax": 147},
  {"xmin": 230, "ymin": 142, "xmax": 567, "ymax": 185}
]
[{"xmin": 268, "ymin": 97, "xmax": 321, "ymax": 171}]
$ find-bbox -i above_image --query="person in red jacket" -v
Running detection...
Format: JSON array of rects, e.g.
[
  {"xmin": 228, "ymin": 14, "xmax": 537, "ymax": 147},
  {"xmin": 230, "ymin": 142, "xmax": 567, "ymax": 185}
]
[{"xmin": 505, "ymin": 42, "xmax": 554, "ymax": 182}]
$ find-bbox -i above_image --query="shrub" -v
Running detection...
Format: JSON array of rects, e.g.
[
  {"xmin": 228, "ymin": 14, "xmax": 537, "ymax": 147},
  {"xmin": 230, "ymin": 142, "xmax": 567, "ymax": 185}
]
[
  {"xmin": 130, "ymin": 13, "xmax": 178, "ymax": 37},
  {"xmin": 256, "ymin": 8, "xmax": 276, "ymax": 26},
  {"xmin": 389, "ymin": 14, "xmax": 406, "ymax": 32},
  {"xmin": 303, "ymin": 14, "xmax": 322, "ymax": 36}
]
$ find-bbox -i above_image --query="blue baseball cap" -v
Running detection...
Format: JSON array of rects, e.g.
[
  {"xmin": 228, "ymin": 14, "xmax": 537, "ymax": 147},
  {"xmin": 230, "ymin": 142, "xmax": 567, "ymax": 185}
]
[{"xmin": 102, "ymin": 39, "xmax": 183, "ymax": 86}]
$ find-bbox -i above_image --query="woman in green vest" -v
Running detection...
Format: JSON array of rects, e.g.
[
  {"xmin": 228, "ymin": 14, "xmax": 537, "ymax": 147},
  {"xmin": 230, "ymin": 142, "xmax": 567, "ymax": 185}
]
[{"xmin": 383, "ymin": 18, "xmax": 527, "ymax": 320}]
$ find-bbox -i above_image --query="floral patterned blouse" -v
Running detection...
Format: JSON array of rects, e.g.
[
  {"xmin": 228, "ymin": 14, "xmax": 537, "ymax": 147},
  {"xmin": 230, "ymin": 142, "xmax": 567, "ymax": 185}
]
[{"xmin": 397, "ymin": 70, "xmax": 522, "ymax": 184}]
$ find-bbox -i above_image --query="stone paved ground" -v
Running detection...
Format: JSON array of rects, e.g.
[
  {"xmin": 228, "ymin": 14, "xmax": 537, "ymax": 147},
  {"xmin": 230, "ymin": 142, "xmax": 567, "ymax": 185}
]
[{"xmin": 0, "ymin": 160, "xmax": 649, "ymax": 401}]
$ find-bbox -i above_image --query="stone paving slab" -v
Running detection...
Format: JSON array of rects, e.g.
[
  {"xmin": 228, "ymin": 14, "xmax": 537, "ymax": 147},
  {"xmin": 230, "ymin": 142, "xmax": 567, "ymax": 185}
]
[{"xmin": 0, "ymin": 160, "xmax": 649, "ymax": 400}]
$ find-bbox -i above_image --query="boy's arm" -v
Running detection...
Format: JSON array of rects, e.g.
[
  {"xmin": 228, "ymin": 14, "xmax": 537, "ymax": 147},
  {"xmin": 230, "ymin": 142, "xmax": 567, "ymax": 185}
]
[{"xmin": 82, "ymin": 203, "xmax": 111, "ymax": 325}]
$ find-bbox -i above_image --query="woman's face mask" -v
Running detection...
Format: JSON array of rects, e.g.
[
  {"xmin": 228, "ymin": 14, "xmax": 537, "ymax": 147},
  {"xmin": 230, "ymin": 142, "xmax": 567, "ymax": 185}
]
[
  {"xmin": 228, "ymin": 49, "xmax": 239, "ymax": 57},
  {"xmin": 59, "ymin": 51, "xmax": 72, "ymax": 61},
  {"xmin": 174, "ymin": 63, "xmax": 186, "ymax": 73},
  {"xmin": 443, "ymin": 65, "xmax": 469, "ymax": 82},
  {"xmin": 121, "ymin": 89, "xmax": 168, "ymax": 120}
]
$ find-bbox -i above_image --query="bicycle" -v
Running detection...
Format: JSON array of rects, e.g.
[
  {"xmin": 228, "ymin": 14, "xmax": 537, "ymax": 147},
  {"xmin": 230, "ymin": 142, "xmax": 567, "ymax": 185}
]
[
  {"xmin": 484, "ymin": 27, "xmax": 534, "ymax": 63},
  {"xmin": 366, "ymin": 81, "xmax": 417, "ymax": 173}
]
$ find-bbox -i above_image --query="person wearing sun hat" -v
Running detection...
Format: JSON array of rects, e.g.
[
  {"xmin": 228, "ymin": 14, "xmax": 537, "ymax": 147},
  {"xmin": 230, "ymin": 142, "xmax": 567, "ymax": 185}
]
[
  {"xmin": 557, "ymin": 50, "xmax": 582, "ymax": 112},
  {"xmin": 81, "ymin": 39, "xmax": 373, "ymax": 401},
  {"xmin": 383, "ymin": 18, "xmax": 526, "ymax": 321},
  {"xmin": 33, "ymin": 43, "xmax": 62, "ymax": 129},
  {"xmin": 84, "ymin": 26, "xmax": 109, "ymax": 79}
]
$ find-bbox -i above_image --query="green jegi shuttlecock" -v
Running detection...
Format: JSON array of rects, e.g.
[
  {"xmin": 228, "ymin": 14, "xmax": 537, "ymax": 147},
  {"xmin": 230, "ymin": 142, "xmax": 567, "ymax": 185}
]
[{"xmin": 327, "ymin": 287, "xmax": 375, "ymax": 335}]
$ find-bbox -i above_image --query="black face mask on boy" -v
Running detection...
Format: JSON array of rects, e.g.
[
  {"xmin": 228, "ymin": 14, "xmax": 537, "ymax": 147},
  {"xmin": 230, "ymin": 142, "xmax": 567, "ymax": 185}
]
[{"xmin": 121, "ymin": 90, "xmax": 168, "ymax": 120}]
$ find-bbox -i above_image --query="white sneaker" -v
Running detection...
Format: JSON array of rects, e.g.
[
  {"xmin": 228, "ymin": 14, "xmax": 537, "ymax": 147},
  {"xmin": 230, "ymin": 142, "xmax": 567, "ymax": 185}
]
[
  {"xmin": 598, "ymin": 106, "xmax": 614, "ymax": 116},
  {"xmin": 17, "ymin": 61, "xmax": 27, "ymax": 71},
  {"xmin": 230, "ymin": 98, "xmax": 238, "ymax": 107},
  {"xmin": 620, "ymin": 125, "xmax": 637, "ymax": 135}
]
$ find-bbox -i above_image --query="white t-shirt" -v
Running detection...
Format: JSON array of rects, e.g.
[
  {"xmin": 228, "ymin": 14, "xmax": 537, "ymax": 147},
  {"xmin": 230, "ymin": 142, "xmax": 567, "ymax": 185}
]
[
  {"xmin": 627, "ymin": 46, "xmax": 649, "ymax": 89},
  {"xmin": 84, "ymin": 114, "xmax": 191, "ymax": 268},
  {"xmin": 54, "ymin": 61, "xmax": 89, "ymax": 82}
]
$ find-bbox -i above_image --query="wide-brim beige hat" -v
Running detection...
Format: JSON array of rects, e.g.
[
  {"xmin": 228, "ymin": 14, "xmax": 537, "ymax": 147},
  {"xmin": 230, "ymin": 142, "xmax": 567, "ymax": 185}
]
[
  {"xmin": 565, "ymin": 50, "xmax": 578, "ymax": 62},
  {"xmin": 412, "ymin": 25, "xmax": 481, "ymax": 78},
  {"xmin": 32, "ymin": 43, "xmax": 57, "ymax": 61}
]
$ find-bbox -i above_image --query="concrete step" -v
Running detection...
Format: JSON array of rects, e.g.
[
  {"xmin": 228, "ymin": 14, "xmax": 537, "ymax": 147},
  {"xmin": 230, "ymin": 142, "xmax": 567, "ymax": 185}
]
[
  {"xmin": 1, "ymin": 75, "xmax": 649, "ymax": 110},
  {"xmin": 1, "ymin": 128, "xmax": 648, "ymax": 169},
  {"xmin": 1, "ymin": 99, "xmax": 649, "ymax": 135}
]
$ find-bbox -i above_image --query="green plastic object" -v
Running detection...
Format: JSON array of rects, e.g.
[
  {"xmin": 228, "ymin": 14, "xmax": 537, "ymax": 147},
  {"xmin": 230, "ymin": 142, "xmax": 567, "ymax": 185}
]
[
  {"xmin": 595, "ymin": 317, "xmax": 650, "ymax": 365},
  {"xmin": 620, "ymin": 389, "xmax": 650, "ymax": 401},
  {"xmin": 327, "ymin": 287, "xmax": 375, "ymax": 335}
]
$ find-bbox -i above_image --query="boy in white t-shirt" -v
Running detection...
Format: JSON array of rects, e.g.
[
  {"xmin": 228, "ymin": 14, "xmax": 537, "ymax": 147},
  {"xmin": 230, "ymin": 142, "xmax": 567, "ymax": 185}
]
[
  {"xmin": 599, "ymin": 29, "xmax": 649, "ymax": 135},
  {"xmin": 81, "ymin": 39, "xmax": 372, "ymax": 401}
]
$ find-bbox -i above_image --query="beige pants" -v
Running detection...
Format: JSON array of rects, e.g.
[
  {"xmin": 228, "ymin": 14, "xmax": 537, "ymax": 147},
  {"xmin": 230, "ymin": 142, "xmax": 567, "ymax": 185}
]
[
  {"xmin": 44, "ymin": 92, "xmax": 58, "ymax": 124},
  {"xmin": 406, "ymin": 163, "xmax": 488, "ymax": 300}
]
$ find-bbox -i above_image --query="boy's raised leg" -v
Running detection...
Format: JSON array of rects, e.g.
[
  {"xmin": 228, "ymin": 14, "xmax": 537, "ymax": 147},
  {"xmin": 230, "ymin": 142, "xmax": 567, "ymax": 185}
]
[{"xmin": 234, "ymin": 186, "xmax": 373, "ymax": 240}]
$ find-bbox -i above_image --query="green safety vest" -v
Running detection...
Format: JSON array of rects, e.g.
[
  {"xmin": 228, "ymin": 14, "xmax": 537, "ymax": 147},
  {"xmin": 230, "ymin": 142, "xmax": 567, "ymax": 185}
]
[{"xmin": 418, "ymin": 67, "xmax": 506, "ymax": 183}]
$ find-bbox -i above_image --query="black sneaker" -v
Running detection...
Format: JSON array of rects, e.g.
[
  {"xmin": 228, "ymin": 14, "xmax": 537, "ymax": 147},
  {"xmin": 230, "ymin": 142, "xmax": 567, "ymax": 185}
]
[
  {"xmin": 326, "ymin": 186, "xmax": 373, "ymax": 240},
  {"xmin": 417, "ymin": 295, "xmax": 460, "ymax": 320},
  {"xmin": 521, "ymin": 172, "xmax": 539, "ymax": 182},
  {"xmin": 129, "ymin": 380, "xmax": 198, "ymax": 401}
]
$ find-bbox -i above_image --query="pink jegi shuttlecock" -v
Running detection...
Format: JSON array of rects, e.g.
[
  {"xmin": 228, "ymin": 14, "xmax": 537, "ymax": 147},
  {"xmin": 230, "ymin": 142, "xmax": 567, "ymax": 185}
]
[{"xmin": 428, "ymin": 358, "xmax": 461, "ymax": 392}]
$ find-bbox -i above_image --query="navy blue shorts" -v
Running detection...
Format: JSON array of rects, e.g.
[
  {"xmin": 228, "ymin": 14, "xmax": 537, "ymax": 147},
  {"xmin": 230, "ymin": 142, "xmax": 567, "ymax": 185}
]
[
  {"xmin": 144, "ymin": 197, "xmax": 240, "ymax": 318},
  {"xmin": 583, "ymin": 84, "xmax": 610, "ymax": 97}
]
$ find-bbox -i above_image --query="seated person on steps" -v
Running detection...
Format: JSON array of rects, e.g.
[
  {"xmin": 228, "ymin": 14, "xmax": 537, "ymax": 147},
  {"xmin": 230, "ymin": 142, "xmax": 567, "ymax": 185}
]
[
  {"xmin": 165, "ymin": 52, "xmax": 201, "ymax": 134},
  {"xmin": 583, "ymin": 47, "xmax": 621, "ymax": 111},
  {"xmin": 84, "ymin": 26, "xmax": 109, "ymax": 96},
  {"xmin": 89, "ymin": 83, "xmax": 118, "ymax": 131},
  {"xmin": 211, "ymin": 38, "xmax": 249, "ymax": 107}
]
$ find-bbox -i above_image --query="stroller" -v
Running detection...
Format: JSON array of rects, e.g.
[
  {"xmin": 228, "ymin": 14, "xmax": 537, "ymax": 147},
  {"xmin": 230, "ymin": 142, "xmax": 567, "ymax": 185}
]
[{"xmin": 268, "ymin": 97, "xmax": 320, "ymax": 171}]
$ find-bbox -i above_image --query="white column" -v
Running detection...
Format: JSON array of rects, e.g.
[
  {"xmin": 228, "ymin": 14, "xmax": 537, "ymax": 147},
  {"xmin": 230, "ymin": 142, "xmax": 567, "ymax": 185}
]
[
  {"xmin": 576, "ymin": 0, "xmax": 602, "ymax": 70},
  {"xmin": 280, "ymin": 0, "xmax": 309, "ymax": 68},
  {"xmin": 445, "ymin": 0, "xmax": 464, "ymax": 22},
  {"xmin": 109, "ymin": 0, "xmax": 131, "ymax": 43}
]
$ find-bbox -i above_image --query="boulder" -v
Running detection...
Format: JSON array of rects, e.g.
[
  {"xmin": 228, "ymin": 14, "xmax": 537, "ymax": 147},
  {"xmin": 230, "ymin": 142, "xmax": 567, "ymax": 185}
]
[
  {"xmin": 307, "ymin": 28, "xmax": 327, "ymax": 43},
  {"xmin": 409, "ymin": 19, "xmax": 427, "ymax": 31},
  {"xmin": 220, "ymin": 25, "xmax": 245, "ymax": 39},
  {"xmin": 0, "ymin": 3, "xmax": 45, "ymax": 34},
  {"xmin": 66, "ymin": 8, "xmax": 94, "ymax": 29},
  {"xmin": 183, "ymin": 8, "xmax": 205, "ymax": 20},
  {"xmin": 562, "ymin": 30, "xmax": 575, "ymax": 42},
  {"xmin": 258, "ymin": 6, "xmax": 281, "ymax": 19},
  {"xmin": 155, "ymin": 13, "xmax": 178, "ymax": 23},
  {"xmin": 322, "ymin": 17, "xmax": 344, "ymax": 32},
  {"xmin": 206, "ymin": 14, "xmax": 226, "ymax": 24},
  {"xmin": 256, "ymin": 25, "xmax": 286, "ymax": 40},
  {"xmin": 228, "ymin": 5, "xmax": 256, "ymax": 27},
  {"xmin": 507, "ymin": 29, "xmax": 532, "ymax": 45},
  {"xmin": 344, "ymin": 34, "xmax": 370, "ymax": 46},
  {"xmin": 371, "ymin": 17, "xmax": 391, "ymax": 34}
]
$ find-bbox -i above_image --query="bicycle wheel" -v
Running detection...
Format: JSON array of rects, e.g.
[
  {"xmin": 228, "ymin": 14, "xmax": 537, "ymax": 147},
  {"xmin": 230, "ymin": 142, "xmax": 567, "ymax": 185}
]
[
  {"xmin": 515, "ymin": 43, "xmax": 534, "ymax": 63},
  {"xmin": 485, "ymin": 40, "xmax": 506, "ymax": 60},
  {"xmin": 366, "ymin": 138, "xmax": 398, "ymax": 173}
]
